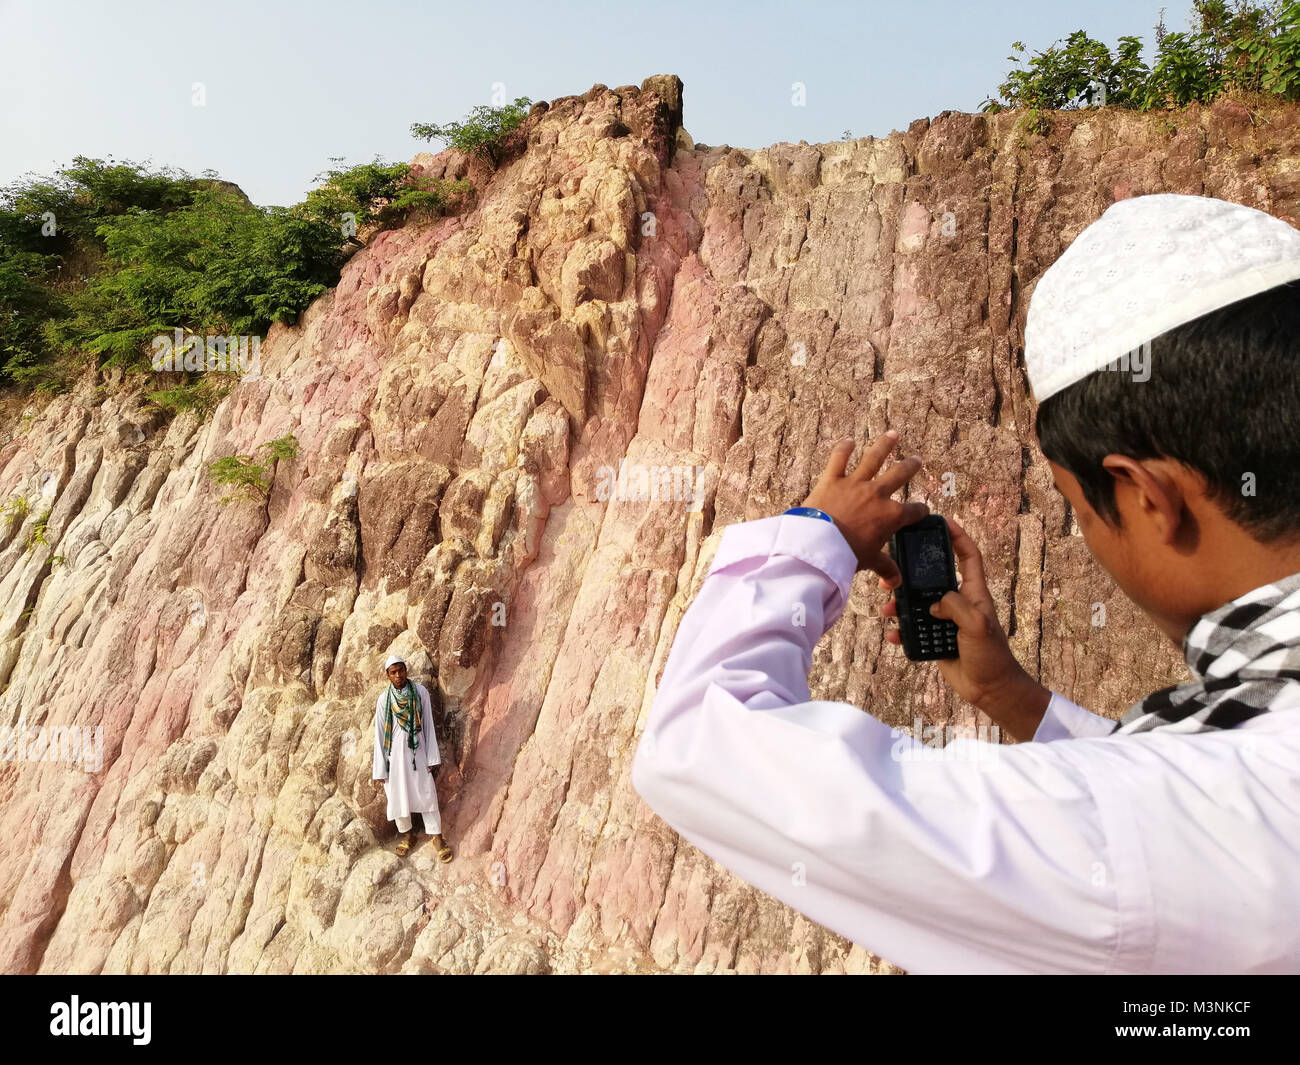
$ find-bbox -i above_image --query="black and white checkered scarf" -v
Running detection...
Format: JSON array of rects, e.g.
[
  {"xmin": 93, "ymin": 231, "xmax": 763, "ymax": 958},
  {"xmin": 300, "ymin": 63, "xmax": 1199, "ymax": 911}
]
[{"xmin": 1114, "ymin": 571, "xmax": 1300, "ymax": 734}]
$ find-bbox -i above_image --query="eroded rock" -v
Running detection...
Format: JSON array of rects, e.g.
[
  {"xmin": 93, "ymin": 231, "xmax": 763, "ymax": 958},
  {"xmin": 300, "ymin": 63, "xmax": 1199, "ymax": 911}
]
[{"xmin": 1, "ymin": 79, "xmax": 1296, "ymax": 973}]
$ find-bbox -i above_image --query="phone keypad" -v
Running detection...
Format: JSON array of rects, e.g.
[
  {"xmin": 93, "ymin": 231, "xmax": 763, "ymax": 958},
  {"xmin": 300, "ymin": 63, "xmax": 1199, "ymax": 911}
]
[{"xmin": 907, "ymin": 592, "xmax": 959, "ymax": 659}]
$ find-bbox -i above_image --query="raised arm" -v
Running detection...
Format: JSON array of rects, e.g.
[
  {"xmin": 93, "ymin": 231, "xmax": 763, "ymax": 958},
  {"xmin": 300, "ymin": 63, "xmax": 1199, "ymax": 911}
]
[{"xmin": 631, "ymin": 512, "xmax": 1136, "ymax": 972}]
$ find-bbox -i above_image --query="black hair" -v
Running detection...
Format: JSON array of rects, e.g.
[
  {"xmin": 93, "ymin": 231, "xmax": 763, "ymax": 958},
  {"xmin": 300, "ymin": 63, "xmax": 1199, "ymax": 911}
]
[{"xmin": 1034, "ymin": 279, "xmax": 1300, "ymax": 543}]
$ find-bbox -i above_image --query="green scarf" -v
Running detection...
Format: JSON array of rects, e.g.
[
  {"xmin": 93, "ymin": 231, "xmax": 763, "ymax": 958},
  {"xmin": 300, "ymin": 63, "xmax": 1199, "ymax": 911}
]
[{"xmin": 381, "ymin": 680, "xmax": 422, "ymax": 774}]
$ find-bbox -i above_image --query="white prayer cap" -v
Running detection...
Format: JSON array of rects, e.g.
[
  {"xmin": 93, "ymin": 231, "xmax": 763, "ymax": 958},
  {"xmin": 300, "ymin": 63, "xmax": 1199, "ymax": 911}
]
[
  {"xmin": 383, "ymin": 654, "xmax": 406, "ymax": 670},
  {"xmin": 1025, "ymin": 194, "xmax": 1300, "ymax": 403}
]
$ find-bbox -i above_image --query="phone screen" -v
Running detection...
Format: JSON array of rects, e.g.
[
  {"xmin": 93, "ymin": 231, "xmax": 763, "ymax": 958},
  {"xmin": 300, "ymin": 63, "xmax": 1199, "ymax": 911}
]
[{"xmin": 905, "ymin": 528, "xmax": 950, "ymax": 590}]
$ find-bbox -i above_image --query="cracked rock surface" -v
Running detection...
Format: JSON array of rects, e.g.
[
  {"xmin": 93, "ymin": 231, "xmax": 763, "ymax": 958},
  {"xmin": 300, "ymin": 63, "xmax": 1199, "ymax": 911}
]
[{"xmin": 1, "ymin": 77, "xmax": 1297, "ymax": 973}]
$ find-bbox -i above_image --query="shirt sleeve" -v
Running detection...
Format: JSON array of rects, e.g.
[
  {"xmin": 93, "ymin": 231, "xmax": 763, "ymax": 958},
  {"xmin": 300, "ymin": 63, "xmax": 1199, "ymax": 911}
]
[
  {"xmin": 420, "ymin": 684, "xmax": 441, "ymax": 768},
  {"xmin": 372, "ymin": 693, "xmax": 388, "ymax": 780},
  {"xmin": 1032, "ymin": 692, "xmax": 1120, "ymax": 742},
  {"xmin": 631, "ymin": 513, "xmax": 1140, "ymax": 974}
]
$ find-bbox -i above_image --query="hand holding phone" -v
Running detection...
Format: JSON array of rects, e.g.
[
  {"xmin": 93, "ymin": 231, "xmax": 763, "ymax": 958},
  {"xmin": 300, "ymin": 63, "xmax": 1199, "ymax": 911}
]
[
  {"xmin": 889, "ymin": 515, "xmax": 960, "ymax": 660},
  {"xmin": 881, "ymin": 516, "xmax": 1054, "ymax": 740}
]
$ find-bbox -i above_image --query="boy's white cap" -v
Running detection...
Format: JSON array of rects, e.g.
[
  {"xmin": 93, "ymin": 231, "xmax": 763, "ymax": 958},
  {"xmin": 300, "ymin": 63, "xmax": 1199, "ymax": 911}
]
[
  {"xmin": 383, "ymin": 654, "xmax": 406, "ymax": 670},
  {"xmin": 1025, "ymin": 193, "xmax": 1300, "ymax": 403}
]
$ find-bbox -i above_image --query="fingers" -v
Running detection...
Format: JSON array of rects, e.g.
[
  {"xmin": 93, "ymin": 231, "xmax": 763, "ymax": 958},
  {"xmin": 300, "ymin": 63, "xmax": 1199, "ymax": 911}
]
[
  {"xmin": 849, "ymin": 429, "xmax": 899, "ymax": 482},
  {"xmin": 880, "ymin": 584, "xmax": 900, "ymax": 641},
  {"xmin": 869, "ymin": 453, "xmax": 921, "ymax": 496},
  {"xmin": 872, "ymin": 553, "xmax": 901, "ymax": 587},
  {"xmin": 945, "ymin": 516, "xmax": 992, "ymax": 605},
  {"xmin": 819, "ymin": 438, "xmax": 856, "ymax": 483},
  {"xmin": 883, "ymin": 595, "xmax": 901, "ymax": 644},
  {"xmin": 824, "ymin": 432, "xmax": 924, "ymax": 506},
  {"xmin": 895, "ymin": 500, "xmax": 930, "ymax": 526},
  {"xmin": 929, "ymin": 589, "xmax": 989, "ymax": 635}
]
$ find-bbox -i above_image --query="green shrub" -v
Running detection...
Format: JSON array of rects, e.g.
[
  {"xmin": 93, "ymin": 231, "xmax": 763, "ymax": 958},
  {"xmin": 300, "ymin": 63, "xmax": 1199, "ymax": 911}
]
[
  {"xmin": 411, "ymin": 97, "xmax": 533, "ymax": 169},
  {"xmin": 1, "ymin": 150, "xmax": 473, "ymax": 387},
  {"xmin": 984, "ymin": 32, "xmax": 1150, "ymax": 112},
  {"xmin": 2, "ymin": 494, "xmax": 30, "ymax": 529},
  {"xmin": 206, "ymin": 433, "xmax": 299, "ymax": 503},
  {"xmin": 0, "ymin": 157, "xmax": 198, "ymax": 384},
  {"xmin": 982, "ymin": 1, "xmax": 1300, "ymax": 114},
  {"xmin": 0, "ymin": 250, "xmax": 65, "ymax": 380},
  {"xmin": 1017, "ymin": 108, "xmax": 1054, "ymax": 136},
  {"xmin": 0, "ymin": 155, "xmax": 194, "ymax": 259},
  {"xmin": 147, "ymin": 377, "xmax": 233, "ymax": 418},
  {"xmin": 301, "ymin": 158, "xmax": 473, "ymax": 236},
  {"xmin": 261, "ymin": 433, "xmax": 300, "ymax": 463},
  {"xmin": 24, "ymin": 508, "xmax": 51, "ymax": 551},
  {"xmin": 207, "ymin": 454, "xmax": 272, "ymax": 502},
  {"xmin": 390, "ymin": 176, "xmax": 473, "ymax": 218},
  {"xmin": 49, "ymin": 185, "xmax": 340, "ymax": 363}
]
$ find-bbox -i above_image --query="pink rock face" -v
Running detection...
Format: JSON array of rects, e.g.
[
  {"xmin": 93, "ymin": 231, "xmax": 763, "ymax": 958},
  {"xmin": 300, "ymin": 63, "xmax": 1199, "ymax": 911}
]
[{"xmin": 0, "ymin": 79, "xmax": 1297, "ymax": 973}]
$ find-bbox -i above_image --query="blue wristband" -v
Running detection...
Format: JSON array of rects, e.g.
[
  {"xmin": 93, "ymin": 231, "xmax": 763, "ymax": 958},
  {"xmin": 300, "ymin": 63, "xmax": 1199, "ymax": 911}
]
[{"xmin": 784, "ymin": 506, "xmax": 835, "ymax": 525}]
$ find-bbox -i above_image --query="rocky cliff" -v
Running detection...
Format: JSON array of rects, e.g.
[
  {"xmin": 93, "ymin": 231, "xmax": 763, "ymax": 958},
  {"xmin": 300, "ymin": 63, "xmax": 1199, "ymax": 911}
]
[{"xmin": 2, "ymin": 75, "xmax": 1297, "ymax": 974}]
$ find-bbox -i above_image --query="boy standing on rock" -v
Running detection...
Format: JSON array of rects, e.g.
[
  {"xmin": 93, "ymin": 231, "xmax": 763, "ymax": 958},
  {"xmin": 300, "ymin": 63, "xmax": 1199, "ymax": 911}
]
[{"xmin": 372, "ymin": 655, "xmax": 453, "ymax": 862}]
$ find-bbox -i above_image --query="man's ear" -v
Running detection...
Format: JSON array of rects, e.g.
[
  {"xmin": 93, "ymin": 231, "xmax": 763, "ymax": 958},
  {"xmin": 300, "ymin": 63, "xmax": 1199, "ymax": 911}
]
[{"xmin": 1100, "ymin": 455, "xmax": 1187, "ymax": 545}]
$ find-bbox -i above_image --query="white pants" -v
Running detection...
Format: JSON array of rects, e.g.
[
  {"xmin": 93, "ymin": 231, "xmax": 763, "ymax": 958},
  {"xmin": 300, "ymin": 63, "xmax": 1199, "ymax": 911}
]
[{"xmin": 395, "ymin": 810, "xmax": 441, "ymax": 834}]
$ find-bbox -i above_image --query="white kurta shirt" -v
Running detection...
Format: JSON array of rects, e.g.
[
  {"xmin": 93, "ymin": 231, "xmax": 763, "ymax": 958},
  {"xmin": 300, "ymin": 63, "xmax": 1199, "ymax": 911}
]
[
  {"xmin": 372, "ymin": 682, "xmax": 441, "ymax": 821},
  {"xmin": 631, "ymin": 513, "xmax": 1300, "ymax": 974}
]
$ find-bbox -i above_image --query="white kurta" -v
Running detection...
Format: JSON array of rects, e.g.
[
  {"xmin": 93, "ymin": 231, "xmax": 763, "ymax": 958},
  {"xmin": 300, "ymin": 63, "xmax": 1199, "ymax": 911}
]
[
  {"xmin": 631, "ymin": 512, "xmax": 1300, "ymax": 974},
  {"xmin": 372, "ymin": 682, "xmax": 442, "ymax": 822}
]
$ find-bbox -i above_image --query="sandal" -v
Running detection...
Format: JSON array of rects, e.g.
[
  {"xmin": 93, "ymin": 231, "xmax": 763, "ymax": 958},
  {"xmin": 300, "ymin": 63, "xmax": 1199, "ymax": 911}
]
[
  {"xmin": 437, "ymin": 842, "xmax": 453, "ymax": 863},
  {"xmin": 395, "ymin": 833, "xmax": 412, "ymax": 857}
]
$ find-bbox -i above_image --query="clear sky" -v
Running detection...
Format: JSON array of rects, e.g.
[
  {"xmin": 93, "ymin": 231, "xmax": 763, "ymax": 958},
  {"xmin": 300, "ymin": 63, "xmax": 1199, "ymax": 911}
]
[{"xmin": 1, "ymin": 0, "xmax": 1192, "ymax": 208}]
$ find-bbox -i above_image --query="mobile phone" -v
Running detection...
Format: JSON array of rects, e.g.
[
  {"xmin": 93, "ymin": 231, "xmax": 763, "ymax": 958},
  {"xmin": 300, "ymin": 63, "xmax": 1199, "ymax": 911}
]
[{"xmin": 889, "ymin": 515, "xmax": 960, "ymax": 661}]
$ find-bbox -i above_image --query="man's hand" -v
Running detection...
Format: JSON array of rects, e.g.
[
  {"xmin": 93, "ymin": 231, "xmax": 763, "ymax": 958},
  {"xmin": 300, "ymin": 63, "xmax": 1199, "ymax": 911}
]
[
  {"xmin": 881, "ymin": 515, "xmax": 1050, "ymax": 741},
  {"xmin": 800, "ymin": 431, "xmax": 929, "ymax": 580}
]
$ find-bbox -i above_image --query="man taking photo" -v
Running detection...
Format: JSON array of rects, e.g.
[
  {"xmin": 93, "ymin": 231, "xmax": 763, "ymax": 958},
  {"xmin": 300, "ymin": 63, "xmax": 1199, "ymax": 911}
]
[{"xmin": 631, "ymin": 193, "xmax": 1300, "ymax": 974}]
